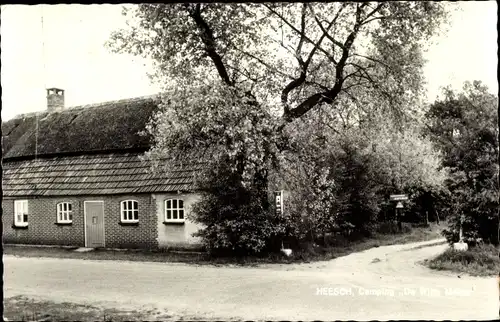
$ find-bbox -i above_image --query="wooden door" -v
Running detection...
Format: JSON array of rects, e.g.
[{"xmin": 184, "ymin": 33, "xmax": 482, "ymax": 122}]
[{"xmin": 84, "ymin": 201, "xmax": 105, "ymax": 248}]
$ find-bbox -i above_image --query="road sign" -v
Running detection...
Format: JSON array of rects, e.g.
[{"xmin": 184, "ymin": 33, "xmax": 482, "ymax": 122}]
[
  {"xmin": 275, "ymin": 190, "xmax": 284, "ymax": 215},
  {"xmin": 390, "ymin": 194, "xmax": 408, "ymax": 201},
  {"xmin": 396, "ymin": 201, "xmax": 404, "ymax": 209}
]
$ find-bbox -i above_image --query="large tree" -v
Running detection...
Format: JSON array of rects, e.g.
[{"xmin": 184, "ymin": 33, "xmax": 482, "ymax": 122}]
[
  {"xmin": 107, "ymin": 2, "xmax": 449, "ymax": 254},
  {"xmin": 108, "ymin": 2, "xmax": 448, "ymax": 127},
  {"xmin": 107, "ymin": 1, "xmax": 450, "ymax": 202},
  {"xmin": 426, "ymin": 81, "xmax": 499, "ymax": 245}
]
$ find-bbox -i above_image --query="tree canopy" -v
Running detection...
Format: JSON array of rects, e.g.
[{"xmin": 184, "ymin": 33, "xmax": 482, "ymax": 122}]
[
  {"xmin": 107, "ymin": 3, "xmax": 451, "ymax": 254},
  {"xmin": 108, "ymin": 2, "xmax": 448, "ymax": 127},
  {"xmin": 278, "ymin": 96, "xmax": 447, "ymax": 241},
  {"xmin": 426, "ymin": 81, "xmax": 499, "ymax": 244}
]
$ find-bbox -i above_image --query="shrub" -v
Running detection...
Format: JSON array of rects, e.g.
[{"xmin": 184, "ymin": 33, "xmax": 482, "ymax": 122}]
[{"xmin": 191, "ymin": 163, "xmax": 285, "ymax": 257}]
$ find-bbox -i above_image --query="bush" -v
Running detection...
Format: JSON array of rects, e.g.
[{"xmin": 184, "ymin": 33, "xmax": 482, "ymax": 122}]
[
  {"xmin": 442, "ymin": 208, "xmax": 497, "ymax": 246},
  {"xmin": 191, "ymin": 163, "xmax": 285, "ymax": 257}
]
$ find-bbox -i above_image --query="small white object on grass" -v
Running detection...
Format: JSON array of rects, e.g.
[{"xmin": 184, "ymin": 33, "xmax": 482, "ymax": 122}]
[
  {"xmin": 453, "ymin": 219, "xmax": 468, "ymax": 251},
  {"xmin": 280, "ymin": 241, "xmax": 292, "ymax": 257},
  {"xmin": 74, "ymin": 247, "xmax": 95, "ymax": 252},
  {"xmin": 453, "ymin": 241, "xmax": 468, "ymax": 251}
]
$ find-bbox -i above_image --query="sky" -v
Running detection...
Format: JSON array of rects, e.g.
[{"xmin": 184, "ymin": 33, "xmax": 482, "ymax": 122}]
[{"xmin": 1, "ymin": 2, "xmax": 498, "ymax": 121}]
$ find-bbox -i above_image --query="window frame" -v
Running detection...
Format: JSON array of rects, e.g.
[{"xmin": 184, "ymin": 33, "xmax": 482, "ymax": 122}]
[
  {"xmin": 164, "ymin": 198, "xmax": 185, "ymax": 223},
  {"xmin": 120, "ymin": 200, "xmax": 139, "ymax": 223},
  {"xmin": 14, "ymin": 200, "xmax": 29, "ymax": 227},
  {"xmin": 56, "ymin": 202, "xmax": 73, "ymax": 224}
]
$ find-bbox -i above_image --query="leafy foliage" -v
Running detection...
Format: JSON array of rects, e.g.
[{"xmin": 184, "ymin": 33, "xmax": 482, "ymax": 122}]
[
  {"xmin": 426, "ymin": 81, "xmax": 499, "ymax": 245},
  {"xmin": 108, "ymin": 3, "xmax": 450, "ymax": 254},
  {"xmin": 190, "ymin": 162, "xmax": 284, "ymax": 256},
  {"xmin": 143, "ymin": 83, "xmax": 284, "ymax": 255},
  {"xmin": 108, "ymin": 3, "xmax": 449, "ymax": 125},
  {"xmin": 145, "ymin": 83, "xmax": 280, "ymax": 188},
  {"xmin": 277, "ymin": 102, "xmax": 447, "ymax": 243}
]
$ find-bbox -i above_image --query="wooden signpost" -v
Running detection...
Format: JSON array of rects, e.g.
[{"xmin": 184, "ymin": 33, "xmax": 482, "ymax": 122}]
[
  {"xmin": 390, "ymin": 194, "xmax": 408, "ymax": 231},
  {"xmin": 453, "ymin": 214, "xmax": 468, "ymax": 251},
  {"xmin": 275, "ymin": 190, "xmax": 292, "ymax": 256}
]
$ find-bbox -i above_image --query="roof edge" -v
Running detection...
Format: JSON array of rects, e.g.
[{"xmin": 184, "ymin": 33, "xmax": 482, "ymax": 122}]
[
  {"xmin": 8, "ymin": 93, "xmax": 163, "ymax": 121},
  {"xmin": 2, "ymin": 147, "xmax": 150, "ymax": 163}
]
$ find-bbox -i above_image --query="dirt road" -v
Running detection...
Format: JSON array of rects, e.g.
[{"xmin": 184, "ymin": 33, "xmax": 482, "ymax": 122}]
[{"xmin": 4, "ymin": 239, "xmax": 498, "ymax": 320}]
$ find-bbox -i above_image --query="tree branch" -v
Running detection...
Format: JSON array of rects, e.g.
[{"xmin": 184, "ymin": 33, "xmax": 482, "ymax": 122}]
[
  {"xmin": 263, "ymin": 3, "xmax": 338, "ymax": 64},
  {"xmin": 351, "ymin": 53, "xmax": 391, "ymax": 69},
  {"xmin": 304, "ymin": 5, "xmax": 343, "ymax": 66},
  {"xmin": 308, "ymin": 3, "xmax": 348, "ymax": 52},
  {"xmin": 305, "ymin": 80, "xmax": 330, "ymax": 92},
  {"xmin": 281, "ymin": 3, "xmax": 364, "ymax": 123},
  {"xmin": 282, "ymin": 74, "xmax": 308, "ymax": 116},
  {"xmin": 361, "ymin": 2, "xmax": 383, "ymax": 22},
  {"xmin": 281, "ymin": 4, "xmax": 343, "ymax": 115},
  {"xmin": 295, "ymin": 3, "xmax": 307, "ymax": 65},
  {"xmin": 231, "ymin": 46, "xmax": 295, "ymax": 80},
  {"xmin": 185, "ymin": 3, "xmax": 233, "ymax": 86},
  {"xmin": 226, "ymin": 63, "xmax": 263, "ymax": 84},
  {"xmin": 341, "ymin": 80, "xmax": 371, "ymax": 92}
]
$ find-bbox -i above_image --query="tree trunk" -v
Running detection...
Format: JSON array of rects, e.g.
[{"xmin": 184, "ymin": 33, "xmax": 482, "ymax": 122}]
[
  {"xmin": 254, "ymin": 167, "xmax": 270, "ymax": 211},
  {"xmin": 435, "ymin": 209, "xmax": 440, "ymax": 225},
  {"xmin": 425, "ymin": 211, "xmax": 429, "ymax": 226}
]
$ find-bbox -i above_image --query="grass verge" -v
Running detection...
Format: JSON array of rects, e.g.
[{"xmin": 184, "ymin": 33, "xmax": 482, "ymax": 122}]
[
  {"xmin": 3, "ymin": 295, "xmax": 176, "ymax": 321},
  {"xmin": 3, "ymin": 221, "xmax": 444, "ymax": 266},
  {"xmin": 423, "ymin": 243, "xmax": 500, "ymax": 276},
  {"xmin": 3, "ymin": 245, "xmax": 209, "ymax": 265}
]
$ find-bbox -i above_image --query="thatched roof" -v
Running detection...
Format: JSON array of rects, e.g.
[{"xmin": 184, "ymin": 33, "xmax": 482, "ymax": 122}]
[
  {"xmin": 2, "ymin": 95, "xmax": 161, "ymax": 160},
  {"xmin": 1, "ymin": 94, "xmax": 214, "ymax": 196},
  {"xmin": 2, "ymin": 152, "xmax": 202, "ymax": 197}
]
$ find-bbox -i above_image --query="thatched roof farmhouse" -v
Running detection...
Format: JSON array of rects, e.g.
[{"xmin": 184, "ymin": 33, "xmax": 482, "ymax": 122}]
[{"xmin": 2, "ymin": 88, "xmax": 203, "ymax": 249}]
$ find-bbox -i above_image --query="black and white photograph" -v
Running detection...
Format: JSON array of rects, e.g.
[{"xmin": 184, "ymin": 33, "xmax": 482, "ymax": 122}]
[{"xmin": 1, "ymin": 2, "xmax": 498, "ymax": 320}]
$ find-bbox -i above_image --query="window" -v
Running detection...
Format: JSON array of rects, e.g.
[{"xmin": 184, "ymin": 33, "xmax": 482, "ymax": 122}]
[
  {"xmin": 14, "ymin": 200, "xmax": 29, "ymax": 227},
  {"xmin": 164, "ymin": 199, "xmax": 185, "ymax": 223},
  {"xmin": 57, "ymin": 202, "xmax": 73, "ymax": 224},
  {"xmin": 121, "ymin": 200, "xmax": 139, "ymax": 222}
]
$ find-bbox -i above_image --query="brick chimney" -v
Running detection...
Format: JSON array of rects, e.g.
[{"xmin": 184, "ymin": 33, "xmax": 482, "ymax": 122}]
[{"xmin": 46, "ymin": 88, "xmax": 65, "ymax": 112}]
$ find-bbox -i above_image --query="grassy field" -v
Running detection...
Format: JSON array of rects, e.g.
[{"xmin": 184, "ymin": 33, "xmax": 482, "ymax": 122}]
[
  {"xmin": 424, "ymin": 243, "xmax": 500, "ymax": 276},
  {"xmin": 3, "ymin": 221, "xmax": 444, "ymax": 266}
]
